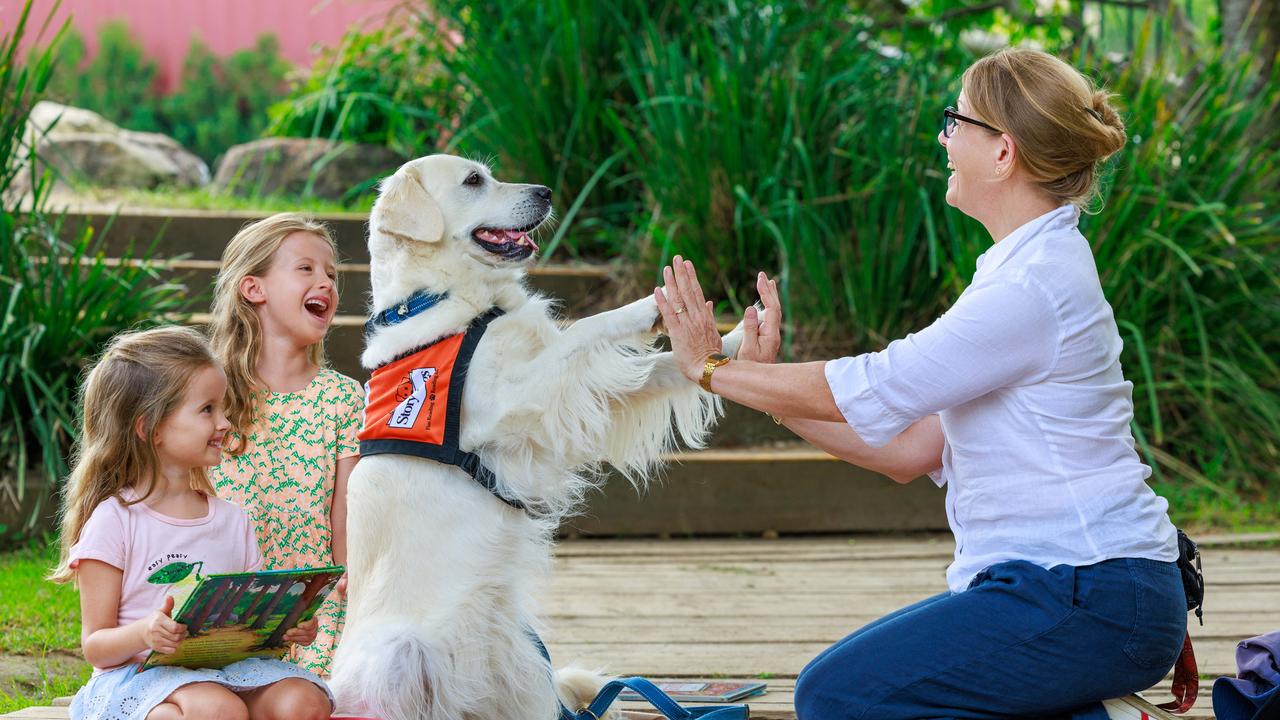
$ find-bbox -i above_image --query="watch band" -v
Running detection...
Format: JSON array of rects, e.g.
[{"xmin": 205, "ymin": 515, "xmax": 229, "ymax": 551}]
[{"xmin": 700, "ymin": 353, "xmax": 730, "ymax": 392}]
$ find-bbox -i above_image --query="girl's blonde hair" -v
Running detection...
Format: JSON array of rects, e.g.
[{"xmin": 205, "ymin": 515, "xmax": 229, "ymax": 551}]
[
  {"xmin": 963, "ymin": 47, "xmax": 1128, "ymax": 209},
  {"xmin": 50, "ymin": 325, "xmax": 220, "ymax": 584},
  {"xmin": 207, "ymin": 213, "xmax": 337, "ymax": 455}
]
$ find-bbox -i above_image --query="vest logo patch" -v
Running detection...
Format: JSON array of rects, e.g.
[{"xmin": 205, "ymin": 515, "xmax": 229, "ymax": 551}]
[{"xmin": 388, "ymin": 367, "xmax": 437, "ymax": 429}]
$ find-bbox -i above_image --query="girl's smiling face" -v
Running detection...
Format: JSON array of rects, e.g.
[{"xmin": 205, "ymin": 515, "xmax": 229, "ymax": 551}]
[
  {"xmin": 153, "ymin": 364, "xmax": 231, "ymax": 469},
  {"xmin": 243, "ymin": 231, "xmax": 339, "ymax": 348}
]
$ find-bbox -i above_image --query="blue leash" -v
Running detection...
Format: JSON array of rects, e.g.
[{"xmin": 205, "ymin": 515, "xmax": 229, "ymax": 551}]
[{"xmin": 528, "ymin": 631, "xmax": 750, "ymax": 720}]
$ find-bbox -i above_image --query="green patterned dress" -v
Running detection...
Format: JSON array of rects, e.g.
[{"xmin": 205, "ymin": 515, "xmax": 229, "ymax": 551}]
[{"xmin": 211, "ymin": 367, "xmax": 364, "ymax": 676}]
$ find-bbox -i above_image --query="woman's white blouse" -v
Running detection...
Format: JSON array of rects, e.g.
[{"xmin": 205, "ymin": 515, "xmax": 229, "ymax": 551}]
[{"xmin": 825, "ymin": 205, "xmax": 1178, "ymax": 593}]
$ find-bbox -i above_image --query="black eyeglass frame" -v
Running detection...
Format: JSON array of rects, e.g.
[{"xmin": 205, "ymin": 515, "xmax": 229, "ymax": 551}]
[{"xmin": 943, "ymin": 106, "xmax": 1002, "ymax": 137}]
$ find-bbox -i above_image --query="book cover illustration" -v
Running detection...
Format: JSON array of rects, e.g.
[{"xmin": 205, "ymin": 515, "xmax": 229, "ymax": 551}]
[
  {"xmin": 618, "ymin": 680, "xmax": 767, "ymax": 703},
  {"xmin": 139, "ymin": 563, "xmax": 343, "ymax": 671}
]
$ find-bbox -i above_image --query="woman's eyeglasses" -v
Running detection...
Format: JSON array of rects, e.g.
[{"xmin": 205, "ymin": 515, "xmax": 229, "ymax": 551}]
[{"xmin": 943, "ymin": 106, "xmax": 1002, "ymax": 138}]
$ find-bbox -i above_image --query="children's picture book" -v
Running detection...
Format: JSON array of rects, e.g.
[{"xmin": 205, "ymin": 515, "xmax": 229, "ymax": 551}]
[
  {"xmin": 138, "ymin": 565, "xmax": 344, "ymax": 671},
  {"xmin": 618, "ymin": 680, "xmax": 767, "ymax": 703}
]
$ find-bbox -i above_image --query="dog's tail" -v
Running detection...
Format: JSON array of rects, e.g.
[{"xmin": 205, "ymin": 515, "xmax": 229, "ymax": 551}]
[{"xmin": 330, "ymin": 619, "xmax": 458, "ymax": 720}]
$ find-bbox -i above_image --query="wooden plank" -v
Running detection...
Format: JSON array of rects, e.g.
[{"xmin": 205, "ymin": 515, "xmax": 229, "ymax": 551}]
[
  {"xmin": 10, "ymin": 535, "xmax": 1275, "ymax": 720},
  {"xmin": 540, "ymin": 638, "xmax": 1249, "ymax": 678},
  {"xmin": 538, "ymin": 614, "xmax": 1279, "ymax": 644}
]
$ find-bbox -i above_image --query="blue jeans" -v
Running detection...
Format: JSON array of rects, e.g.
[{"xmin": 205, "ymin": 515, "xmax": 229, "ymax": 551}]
[{"xmin": 794, "ymin": 558, "xmax": 1187, "ymax": 720}]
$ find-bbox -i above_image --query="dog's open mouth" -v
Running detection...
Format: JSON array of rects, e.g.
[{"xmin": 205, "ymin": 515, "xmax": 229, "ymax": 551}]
[{"xmin": 471, "ymin": 224, "xmax": 540, "ymax": 261}]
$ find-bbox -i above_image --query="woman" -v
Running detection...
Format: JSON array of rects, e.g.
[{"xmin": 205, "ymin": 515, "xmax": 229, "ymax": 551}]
[{"xmin": 655, "ymin": 48, "xmax": 1186, "ymax": 720}]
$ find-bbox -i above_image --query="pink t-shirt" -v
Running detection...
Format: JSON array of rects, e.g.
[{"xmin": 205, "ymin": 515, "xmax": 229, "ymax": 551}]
[{"xmin": 69, "ymin": 488, "xmax": 263, "ymax": 669}]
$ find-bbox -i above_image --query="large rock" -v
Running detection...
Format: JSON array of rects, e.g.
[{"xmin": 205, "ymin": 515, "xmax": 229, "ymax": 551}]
[
  {"xmin": 213, "ymin": 137, "xmax": 406, "ymax": 201},
  {"xmin": 21, "ymin": 101, "xmax": 210, "ymax": 190}
]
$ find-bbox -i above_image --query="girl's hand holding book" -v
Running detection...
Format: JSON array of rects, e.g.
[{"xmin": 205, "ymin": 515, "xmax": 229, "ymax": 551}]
[
  {"xmin": 284, "ymin": 616, "xmax": 319, "ymax": 646},
  {"xmin": 142, "ymin": 596, "xmax": 186, "ymax": 655}
]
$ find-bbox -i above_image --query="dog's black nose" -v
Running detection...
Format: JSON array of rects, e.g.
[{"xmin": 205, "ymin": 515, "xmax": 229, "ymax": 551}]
[{"xmin": 532, "ymin": 185, "xmax": 552, "ymax": 201}]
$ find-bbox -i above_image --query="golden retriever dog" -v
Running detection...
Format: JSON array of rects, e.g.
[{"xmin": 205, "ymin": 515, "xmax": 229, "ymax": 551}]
[{"xmin": 329, "ymin": 155, "xmax": 743, "ymax": 720}]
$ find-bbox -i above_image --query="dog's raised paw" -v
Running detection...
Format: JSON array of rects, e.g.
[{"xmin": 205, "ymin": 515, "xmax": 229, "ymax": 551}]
[{"xmin": 617, "ymin": 295, "xmax": 662, "ymax": 336}]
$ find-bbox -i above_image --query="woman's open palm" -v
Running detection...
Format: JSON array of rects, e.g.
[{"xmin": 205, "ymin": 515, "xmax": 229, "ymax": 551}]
[{"xmin": 737, "ymin": 272, "xmax": 782, "ymax": 364}]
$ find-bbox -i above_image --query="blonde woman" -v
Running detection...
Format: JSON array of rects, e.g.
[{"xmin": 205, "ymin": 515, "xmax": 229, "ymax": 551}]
[
  {"xmin": 51, "ymin": 326, "xmax": 331, "ymax": 720},
  {"xmin": 656, "ymin": 49, "xmax": 1186, "ymax": 719},
  {"xmin": 208, "ymin": 214, "xmax": 364, "ymax": 677}
]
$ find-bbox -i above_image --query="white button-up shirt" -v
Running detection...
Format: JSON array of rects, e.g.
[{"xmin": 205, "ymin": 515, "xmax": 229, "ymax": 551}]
[{"xmin": 825, "ymin": 205, "xmax": 1178, "ymax": 593}]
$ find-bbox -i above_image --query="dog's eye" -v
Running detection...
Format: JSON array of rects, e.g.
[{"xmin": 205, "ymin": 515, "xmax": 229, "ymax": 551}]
[{"xmin": 463, "ymin": 172, "xmax": 483, "ymax": 187}]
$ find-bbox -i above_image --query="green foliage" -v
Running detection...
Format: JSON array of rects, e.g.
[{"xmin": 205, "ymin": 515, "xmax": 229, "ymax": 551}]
[
  {"xmin": 162, "ymin": 36, "xmax": 291, "ymax": 164},
  {"xmin": 266, "ymin": 18, "xmax": 460, "ymax": 158},
  {"xmin": 389, "ymin": 0, "xmax": 1278, "ymax": 497},
  {"xmin": 42, "ymin": 25, "xmax": 289, "ymax": 163},
  {"xmin": 429, "ymin": 0, "xmax": 653, "ymax": 256},
  {"xmin": 608, "ymin": 2, "xmax": 963, "ymax": 352},
  {"xmin": 1080, "ymin": 25, "xmax": 1280, "ymax": 496},
  {"xmin": 1, "ymin": 1, "xmax": 192, "ymax": 536},
  {"xmin": 44, "ymin": 22, "xmax": 161, "ymax": 134}
]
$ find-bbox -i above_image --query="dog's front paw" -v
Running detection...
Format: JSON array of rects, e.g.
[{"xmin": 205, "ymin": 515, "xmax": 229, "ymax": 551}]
[
  {"xmin": 720, "ymin": 311, "xmax": 751, "ymax": 359},
  {"xmin": 619, "ymin": 295, "xmax": 661, "ymax": 336}
]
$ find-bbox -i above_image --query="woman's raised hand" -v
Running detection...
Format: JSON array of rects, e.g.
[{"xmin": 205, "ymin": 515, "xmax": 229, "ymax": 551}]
[
  {"xmin": 655, "ymin": 256, "xmax": 723, "ymax": 383},
  {"xmin": 738, "ymin": 272, "xmax": 782, "ymax": 364}
]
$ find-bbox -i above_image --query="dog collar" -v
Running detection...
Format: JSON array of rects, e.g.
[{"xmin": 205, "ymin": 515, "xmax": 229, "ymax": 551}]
[{"xmin": 366, "ymin": 289, "xmax": 450, "ymax": 335}]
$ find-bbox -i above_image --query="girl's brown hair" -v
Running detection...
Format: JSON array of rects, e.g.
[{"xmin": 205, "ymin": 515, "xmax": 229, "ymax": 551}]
[
  {"xmin": 963, "ymin": 47, "xmax": 1128, "ymax": 209},
  {"xmin": 50, "ymin": 325, "xmax": 220, "ymax": 584},
  {"xmin": 207, "ymin": 213, "xmax": 336, "ymax": 455}
]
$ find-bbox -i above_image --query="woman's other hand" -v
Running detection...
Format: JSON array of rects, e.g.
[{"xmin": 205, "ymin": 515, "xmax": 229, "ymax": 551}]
[
  {"xmin": 655, "ymin": 256, "xmax": 723, "ymax": 383},
  {"xmin": 738, "ymin": 272, "xmax": 782, "ymax": 364}
]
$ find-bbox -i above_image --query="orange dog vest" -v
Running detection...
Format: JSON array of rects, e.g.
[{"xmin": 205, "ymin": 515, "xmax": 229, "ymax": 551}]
[{"xmin": 358, "ymin": 309, "xmax": 523, "ymax": 511}]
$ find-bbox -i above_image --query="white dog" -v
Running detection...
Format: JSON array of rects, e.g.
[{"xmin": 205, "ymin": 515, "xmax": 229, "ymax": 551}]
[{"xmin": 329, "ymin": 155, "xmax": 742, "ymax": 720}]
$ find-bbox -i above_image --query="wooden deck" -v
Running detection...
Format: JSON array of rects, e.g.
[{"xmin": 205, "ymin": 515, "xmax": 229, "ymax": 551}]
[{"xmin": 7, "ymin": 533, "xmax": 1278, "ymax": 719}]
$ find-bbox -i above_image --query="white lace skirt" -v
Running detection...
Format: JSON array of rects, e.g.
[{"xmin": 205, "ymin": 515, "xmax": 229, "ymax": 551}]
[{"xmin": 70, "ymin": 657, "xmax": 332, "ymax": 720}]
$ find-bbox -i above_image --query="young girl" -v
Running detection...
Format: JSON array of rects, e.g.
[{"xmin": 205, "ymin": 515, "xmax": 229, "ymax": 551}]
[
  {"xmin": 207, "ymin": 213, "xmax": 364, "ymax": 677},
  {"xmin": 51, "ymin": 326, "xmax": 332, "ymax": 720}
]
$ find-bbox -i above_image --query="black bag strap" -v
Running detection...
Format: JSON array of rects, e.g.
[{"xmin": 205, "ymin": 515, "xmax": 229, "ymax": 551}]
[{"xmin": 1175, "ymin": 528, "xmax": 1204, "ymax": 625}]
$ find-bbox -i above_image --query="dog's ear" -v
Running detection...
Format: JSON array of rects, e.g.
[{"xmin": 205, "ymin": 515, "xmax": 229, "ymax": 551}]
[{"xmin": 374, "ymin": 170, "xmax": 445, "ymax": 243}]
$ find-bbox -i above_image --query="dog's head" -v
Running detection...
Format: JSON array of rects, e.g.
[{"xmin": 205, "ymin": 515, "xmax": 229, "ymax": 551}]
[{"xmin": 371, "ymin": 155, "xmax": 553, "ymax": 265}]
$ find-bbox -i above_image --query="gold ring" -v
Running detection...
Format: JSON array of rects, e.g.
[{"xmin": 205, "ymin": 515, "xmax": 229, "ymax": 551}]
[{"xmin": 675, "ymin": 306, "xmax": 686, "ymax": 314}]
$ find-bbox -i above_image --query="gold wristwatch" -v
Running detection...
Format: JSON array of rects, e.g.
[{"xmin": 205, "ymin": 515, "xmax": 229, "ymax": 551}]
[{"xmin": 700, "ymin": 352, "xmax": 731, "ymax": 392}]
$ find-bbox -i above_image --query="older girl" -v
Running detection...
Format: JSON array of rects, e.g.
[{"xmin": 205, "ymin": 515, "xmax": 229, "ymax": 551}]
[{"xmin": 208, "ymin": 214, "xmax": 364, "ymax": 677}]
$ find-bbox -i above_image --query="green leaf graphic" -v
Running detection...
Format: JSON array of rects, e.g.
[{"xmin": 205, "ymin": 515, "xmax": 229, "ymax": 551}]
[{"xmin": 146, "ymin": 560, "xmax": 204, "ymax": 585}]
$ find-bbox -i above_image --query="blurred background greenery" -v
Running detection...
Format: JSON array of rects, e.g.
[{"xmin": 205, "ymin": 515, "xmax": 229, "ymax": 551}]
[{"xmin": 2, "ymin": 0, "xmax": 1278, "ymax": 545}]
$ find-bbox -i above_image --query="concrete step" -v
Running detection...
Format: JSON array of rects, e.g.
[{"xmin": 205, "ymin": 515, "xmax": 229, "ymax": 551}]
[
  {"xmin": 56, "ymin": 209, "xmax": 934, "ymax": 537},
  {"xmin": 568, "ymin": 445, "xmax": 947, "ymax": 536},
  {"xmin": 63, "ymin": 208, "xmax": 373, "ymax": 262},
  {"xmin": 151, "ymin": 258, "xmax": 615, "ymax": 317}
]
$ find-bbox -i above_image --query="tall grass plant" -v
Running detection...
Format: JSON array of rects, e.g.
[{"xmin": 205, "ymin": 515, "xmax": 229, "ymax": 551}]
[{"xmin": 1, "ymin": 2, "xmax": 191, "ymax": 540}]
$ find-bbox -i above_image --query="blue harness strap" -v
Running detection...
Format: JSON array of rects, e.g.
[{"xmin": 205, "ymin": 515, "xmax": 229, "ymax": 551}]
[{"xmin": 528, "ymin": 631, "xmax": 750, "ymax": 720}]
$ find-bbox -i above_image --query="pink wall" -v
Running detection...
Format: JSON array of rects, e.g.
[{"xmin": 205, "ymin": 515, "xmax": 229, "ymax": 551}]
[{"xmin": 1, "ymin": 0, "xmax": 399, "ymax": 92}]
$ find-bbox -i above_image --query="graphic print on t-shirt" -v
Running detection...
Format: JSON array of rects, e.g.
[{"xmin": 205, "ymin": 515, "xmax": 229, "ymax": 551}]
[{"xmin": 147, "ymin": 557, "xmax": 207, "ymax": 608}]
